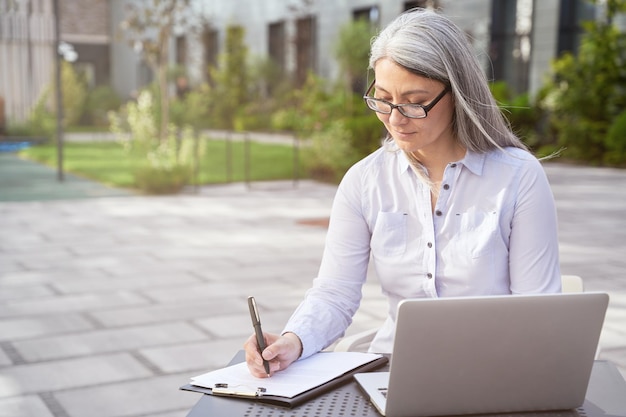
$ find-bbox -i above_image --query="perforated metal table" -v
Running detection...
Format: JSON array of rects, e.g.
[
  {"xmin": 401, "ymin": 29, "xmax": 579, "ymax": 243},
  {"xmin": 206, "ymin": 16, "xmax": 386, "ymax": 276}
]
[{"xmin": 185, "ymin": 352, "xmax": 626, "ymax": 417}]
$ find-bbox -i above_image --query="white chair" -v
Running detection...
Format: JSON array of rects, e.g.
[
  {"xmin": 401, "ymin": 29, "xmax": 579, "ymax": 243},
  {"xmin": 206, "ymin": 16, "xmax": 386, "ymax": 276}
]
[{"xmin": 334, "ymin": 275, "xmax": 584, "ymax": 352}]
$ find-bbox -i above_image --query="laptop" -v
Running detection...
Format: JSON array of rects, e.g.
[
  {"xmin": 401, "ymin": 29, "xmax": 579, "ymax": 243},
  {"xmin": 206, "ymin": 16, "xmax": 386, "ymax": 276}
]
[{"xmin": 354, "ymin": 292, "xmax": 609, "ymax": 417}]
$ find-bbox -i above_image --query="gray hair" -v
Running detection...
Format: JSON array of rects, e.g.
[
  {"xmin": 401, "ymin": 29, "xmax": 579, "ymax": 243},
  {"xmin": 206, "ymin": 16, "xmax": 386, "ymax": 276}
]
[{"xmin": 369, "ymin": 8, "xmax": 527, "ymax": 153}]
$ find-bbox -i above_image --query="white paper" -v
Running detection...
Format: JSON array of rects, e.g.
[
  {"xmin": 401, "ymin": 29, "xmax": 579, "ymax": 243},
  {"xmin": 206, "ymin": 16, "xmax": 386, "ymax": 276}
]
[{"xmin": 190, "ymin": 351, "xmax": 382, "ymax": 398}]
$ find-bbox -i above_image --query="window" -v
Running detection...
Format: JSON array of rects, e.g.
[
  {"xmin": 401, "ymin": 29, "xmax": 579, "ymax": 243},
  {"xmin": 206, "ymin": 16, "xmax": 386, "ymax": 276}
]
[
  {"xmin": 351, "ymin": 7, "xmax": 378, "ymax": 93},
  {"xmin": 489, "ymin": 0, "xmax": 534, "ymax": 94},
  {"xmin": 175, "ymin": 36, "xmax": 188, "ymax": 97},
  {"xmin": 404, "ymin": 1, "xmax": 428, "ymax": 11},
  {"xmin": 557, "ymin": 0, "xmax": 595, "ymax": 55},
  {"xmin": 353, "ymin": 6, "xmax": 379, "ymax": 24},
  {"xmin": 176, "ymin": 35, "xmax": 186, "ymax": 66},
  {"xmin": 295, "ymin": 16, "xmax": 316, "ymax": 86},
  {"xmin": 268, "ymin": 21, "xmax": 286, "ymax": 73},
  {"xmin": 203, "ymin": 29, "xmax": 218, "ymax": 83}
]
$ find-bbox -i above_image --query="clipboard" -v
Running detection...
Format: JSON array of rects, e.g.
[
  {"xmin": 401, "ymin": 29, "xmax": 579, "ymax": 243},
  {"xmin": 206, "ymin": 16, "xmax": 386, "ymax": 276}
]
[{"xmin": 180, "ymin": 351, "xmax": 389, "ymax": 408}]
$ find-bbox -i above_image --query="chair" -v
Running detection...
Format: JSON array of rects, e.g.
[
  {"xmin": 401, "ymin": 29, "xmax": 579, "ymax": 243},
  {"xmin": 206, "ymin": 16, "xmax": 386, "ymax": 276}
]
[{"xmin": 334, "ymin": 275, "xmax": 584, "ymax": 352}]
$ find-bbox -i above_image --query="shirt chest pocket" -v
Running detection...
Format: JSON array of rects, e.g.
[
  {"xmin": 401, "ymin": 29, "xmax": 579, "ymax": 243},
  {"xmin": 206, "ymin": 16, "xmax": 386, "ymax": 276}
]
[
  {"xmin": 454, "ymin": 210, "xmax": 499, "ymax": 258},
  {"xmin": 370, "ymin": 212, "xmax": 408, "ymax": 257}
]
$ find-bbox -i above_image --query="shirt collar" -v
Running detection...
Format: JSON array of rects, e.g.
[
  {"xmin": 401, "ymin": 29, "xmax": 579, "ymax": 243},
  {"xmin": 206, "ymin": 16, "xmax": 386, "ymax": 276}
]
[
  {"xmin": 397, "ymin": 148, "xmax": 487, "ymax": 176},
  {"xmin": 458, "ymin": 150, "xmax": 486, "ymax": 176},
  {"xmin": 398, "ymin": 150, "xmax": 412, "ymax": 175}
]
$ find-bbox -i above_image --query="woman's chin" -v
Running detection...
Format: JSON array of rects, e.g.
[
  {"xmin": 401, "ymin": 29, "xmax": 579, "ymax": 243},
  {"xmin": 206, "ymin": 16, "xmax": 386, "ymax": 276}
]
[{"xmin": 392, "ymin": 136, "xmax": 419, "ymax": 152}]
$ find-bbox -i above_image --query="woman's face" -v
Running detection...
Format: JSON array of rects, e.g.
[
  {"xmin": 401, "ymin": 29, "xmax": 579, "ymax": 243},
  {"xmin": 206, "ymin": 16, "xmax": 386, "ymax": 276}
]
[{"xmin": 372, "ymin": 58, "xmax": 455, "ymax": 156}]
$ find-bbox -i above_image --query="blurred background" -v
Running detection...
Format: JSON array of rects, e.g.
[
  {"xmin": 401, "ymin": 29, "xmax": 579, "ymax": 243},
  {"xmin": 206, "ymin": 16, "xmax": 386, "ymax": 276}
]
[
  {"xmin": 1, "ymin": 0, "xmax": 625, "ymax": 193},
  {"xmin": 1, "ymin": 2, "xmax": 626, "ymax": 417}
]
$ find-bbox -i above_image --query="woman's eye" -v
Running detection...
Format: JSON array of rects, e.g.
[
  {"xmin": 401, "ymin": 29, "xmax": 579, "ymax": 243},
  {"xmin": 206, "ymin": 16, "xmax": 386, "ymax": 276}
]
[{"xmin": 407, "ymin": 97, "xmax": 425, "ymax": 105}]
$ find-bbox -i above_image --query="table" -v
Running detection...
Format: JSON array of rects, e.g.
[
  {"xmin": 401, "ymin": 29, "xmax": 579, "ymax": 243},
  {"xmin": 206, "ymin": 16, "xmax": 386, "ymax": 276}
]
[{"xmin": 185, "ymin": 351, "xmax": 626, "ymax": 417}]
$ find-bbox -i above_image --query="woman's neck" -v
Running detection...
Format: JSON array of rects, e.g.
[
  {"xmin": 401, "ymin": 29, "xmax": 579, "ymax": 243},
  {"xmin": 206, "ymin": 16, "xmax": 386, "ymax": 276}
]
[{"xmin": 410, "ymin": 142, "xmax": 466, "ymax": 183}]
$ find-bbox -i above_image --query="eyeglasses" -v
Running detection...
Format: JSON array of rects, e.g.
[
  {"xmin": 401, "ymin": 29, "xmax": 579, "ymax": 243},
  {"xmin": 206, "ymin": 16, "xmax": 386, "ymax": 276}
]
[{"xmin": 363, "ymin": 80, "xmax": 450, "ymax": 119}]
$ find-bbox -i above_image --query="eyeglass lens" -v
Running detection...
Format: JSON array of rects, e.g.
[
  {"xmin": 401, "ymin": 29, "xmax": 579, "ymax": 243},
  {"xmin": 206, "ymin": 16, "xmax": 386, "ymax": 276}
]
[{"xmin": 365, "ymin": 99, "xmax": 427, "ymax": 118}]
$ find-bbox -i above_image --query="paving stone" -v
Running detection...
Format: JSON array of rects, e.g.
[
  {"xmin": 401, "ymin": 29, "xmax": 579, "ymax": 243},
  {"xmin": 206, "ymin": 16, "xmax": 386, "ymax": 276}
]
[
  {"xmin": 0, "ymin": 259, "xmax": 26, "ymax": 275},
  {"xmin": 99, "ymin": 258, "xmax": 202, "ymax": 277},
  {"xmin": 0, "ymin": 314, "xmax": 94, "ymax": 342},
  {"xmin": 195, "ymin": 310, "xmax": 293, "ymax": 340},
  {"xmin": 89, "ymin": 298, "xmax": 244, "ymax": 328},
  {"xmin": 0, "ymin": 292, "xmax": 148, "ymax": 318},
  {"xmin": 1, "ymin": 249, "xmax": 80, "ymax": 272},
  {"xmin": 52, "ymin": 373, "xmax": 200, "ymax": 417},
  {"xmin": 599, "ymin": 294, "xmax": 626, "ymax": 351},
  {"xmin": 138, "ymin": 339, "xmax": 244, "ymax": 374},
  {"xmin": 0, "ymin": 158, "xmax": 625, "ymax": 417},
  {"xmin": 0, "ymin": 346, "xmax": 12, "ymax": 366},
  {"xmin": 0, "ymin": 353, "xmax": 152, "ymax": 397},
  {"xmin": 50, "ymin": 272, "xmax": 202, "ymax": 295},
  {"xmin": 141, "ymin": 281, "xmax": 292, "ymax": 304},
  {"xmin": 0, "ymin": 268, "xmax": 111, "ymax": 287},
  {"xmin": 0, "ymin": 284, "xmax": 55, "ymax": 301},
  {"xmin": 0, "ymin": 395, "xmax": 55, "ymax": 417},
  {"xmin": 13, "ymin": 322, "xmax": 209, "ymax": 362}
]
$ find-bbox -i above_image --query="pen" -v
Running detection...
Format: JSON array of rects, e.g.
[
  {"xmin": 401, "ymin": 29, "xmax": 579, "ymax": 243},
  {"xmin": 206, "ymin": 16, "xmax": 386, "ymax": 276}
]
[{"xmin": 248, "ymin": 296, "xmax": 271, "ymax": 377}]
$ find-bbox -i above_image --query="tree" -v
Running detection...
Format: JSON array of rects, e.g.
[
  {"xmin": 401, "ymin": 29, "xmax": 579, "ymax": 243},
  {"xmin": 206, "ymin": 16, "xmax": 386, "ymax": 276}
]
[
  {"xmin": 209, "ymin": 25, "xmax": 249, "ymax": 129},
  {"xmin": 119, "ymin": 0, "xmax": 192, "ymax": 142},
  {"xmin": 541, "ymin": 0, "xmax": 626, "ymax": 164},
  {"xmin": 334, "ymin": 19, "xmax": 375, "ymax": 94}
]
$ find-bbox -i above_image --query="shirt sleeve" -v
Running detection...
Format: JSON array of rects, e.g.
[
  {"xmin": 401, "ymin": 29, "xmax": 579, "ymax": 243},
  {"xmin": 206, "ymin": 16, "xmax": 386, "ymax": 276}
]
[
  {"xmin": 283, "ymin": 164, "xmax": 372, "ymax": 359},
  {"xmin": 508, "ymin": 158, "xmax": 561, "ymax": 293}
]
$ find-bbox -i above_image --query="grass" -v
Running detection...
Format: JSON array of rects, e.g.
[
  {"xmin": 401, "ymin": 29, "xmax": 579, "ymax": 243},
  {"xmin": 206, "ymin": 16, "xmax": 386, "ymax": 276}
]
[{"xmin": 19, "ymin": 138, "xmax": 305, "ymax": 190}]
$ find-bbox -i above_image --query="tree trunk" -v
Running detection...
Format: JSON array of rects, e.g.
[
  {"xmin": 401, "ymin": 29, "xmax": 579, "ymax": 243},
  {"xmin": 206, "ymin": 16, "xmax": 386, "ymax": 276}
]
[{"xmin": 158, "ymin": 27, "xmax": 170, "ymax": 143}]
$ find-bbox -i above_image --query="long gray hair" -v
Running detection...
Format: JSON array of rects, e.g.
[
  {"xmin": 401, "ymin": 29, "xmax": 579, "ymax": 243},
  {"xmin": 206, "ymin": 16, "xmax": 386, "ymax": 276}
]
[{"xmin": 369, "ymin": 8, "xmax": 527, "ymax": 154}]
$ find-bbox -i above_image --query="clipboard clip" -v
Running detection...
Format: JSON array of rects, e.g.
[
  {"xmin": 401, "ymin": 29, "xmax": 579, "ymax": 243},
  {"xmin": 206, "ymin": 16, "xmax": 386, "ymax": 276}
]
[{"xmin": 212, "ymin": 383, "xmax": 267, "ymax": 398}]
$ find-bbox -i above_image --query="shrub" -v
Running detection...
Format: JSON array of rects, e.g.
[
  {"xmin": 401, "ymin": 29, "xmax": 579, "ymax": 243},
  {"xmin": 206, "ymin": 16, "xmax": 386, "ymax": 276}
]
[
  {"xmin": 23, "ymin": 95, "xmax": 56, "ymax": 138},
  {"xmin": 109, "ymin": 90, "xmax": 204, "ymax": 194},
  {"xmin": 343, "ymin": 114, "xmax": 385, "ymax": 157},
  {"xmin": 334, "ymin": 18, "xmax": 374, "ymax": 92},
  {"xmin": 60, "ymin": 61, "xmax": 88, "ymax": 127},
  {"xmin": 269, "ymin": 73, "xmax": 384, "ymax": 181},
  {"xmin": 170, "ymin": 83, "xmax": 213, "ymax": 129},
  {"xmin": 304, "ymin": 120, "xmax": 362, "ymax": 183},
  {"xmin": 12, "ymin": 61, "xmax": 88, "ymax": 138},
  {"xmin": 489, "ymin": 81, "xmax": 543, "ymax": 149},
  {"xmin": 540, "ymin": 0, "xmax": 626, "ymax": 164},
  {"xmin": 604, "ymin": 110, "xmax": 626, "ymax": 166},
  {"xmin": 82, "ymin": 86, "xmax": 122, "ymax": 127},
  {"xmin": 206, "ymin": 25, "xmax": 249, "ymax": 129}
]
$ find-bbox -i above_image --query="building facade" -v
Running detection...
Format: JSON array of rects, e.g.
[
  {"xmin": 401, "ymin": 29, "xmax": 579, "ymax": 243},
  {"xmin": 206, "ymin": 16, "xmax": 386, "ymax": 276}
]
[
  {"xmin": 0, "ymin": 0, "xmax": 56, "ymax": 125},
  {"xmin": 180, "ymin": 0, "xmax": 596, "ymax": 98},
  {"xmin": 1, "ymin": 0, "xmax": 600, "ymax": 125},
  {"xmin": 109, "ymin": 0, "xmax": 598, "ymax": 103},
  {"xmin": 0, "ymin": 0, "xmax": 111, "ymax": 125}
]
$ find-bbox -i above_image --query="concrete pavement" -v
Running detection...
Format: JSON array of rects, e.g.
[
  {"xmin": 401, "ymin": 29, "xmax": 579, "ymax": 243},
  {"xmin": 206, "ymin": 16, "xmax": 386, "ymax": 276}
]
[{"xmin": 0, "ymin": 153, "xmax": 625, "ymax": 417}]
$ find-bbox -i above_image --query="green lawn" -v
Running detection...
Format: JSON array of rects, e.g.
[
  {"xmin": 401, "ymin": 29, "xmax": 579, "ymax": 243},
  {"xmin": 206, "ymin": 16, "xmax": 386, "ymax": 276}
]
[{"xmin": 19, "ymin": 138, "xmax": 305, "ymax": 190}]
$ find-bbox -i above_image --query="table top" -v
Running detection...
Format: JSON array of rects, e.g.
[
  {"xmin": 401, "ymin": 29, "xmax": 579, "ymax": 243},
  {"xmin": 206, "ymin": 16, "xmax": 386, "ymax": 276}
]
[{"xmin": 185, "ymin": 352, "xmax": 626, "ymax": 417}]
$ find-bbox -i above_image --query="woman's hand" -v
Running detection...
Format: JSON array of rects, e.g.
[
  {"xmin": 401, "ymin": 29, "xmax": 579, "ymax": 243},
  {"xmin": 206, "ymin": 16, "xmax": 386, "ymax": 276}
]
[{"xmin": 244, "ymin": 332, "xmax": 303, "ymax": 378}]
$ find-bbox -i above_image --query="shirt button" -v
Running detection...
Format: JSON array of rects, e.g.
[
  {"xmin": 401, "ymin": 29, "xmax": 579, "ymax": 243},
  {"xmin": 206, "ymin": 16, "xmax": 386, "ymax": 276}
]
[
  {"xmin": 427, "ymin": 273, "xmax": 433, "ymax": 279},
  {"xmin": 435, "ymin": 210, "xmax": 442, "ymax": 216},
  {"xmin": 450, "ymin": 163, "xmax": 457, "ymax": 168},
  {"xmin": 443, "ymin": 184, "xmax": 450, "ymax": 190},
  {"xmin": 427, "ymin": 242, "xmax": 433, "ymax": 248}
]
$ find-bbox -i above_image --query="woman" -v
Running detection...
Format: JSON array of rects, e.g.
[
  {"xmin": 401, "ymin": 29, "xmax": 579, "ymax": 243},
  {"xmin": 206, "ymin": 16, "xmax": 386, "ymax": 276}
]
[{"xmin": 245, "ymin": 8, "xmax": 561, "ymax": 377}]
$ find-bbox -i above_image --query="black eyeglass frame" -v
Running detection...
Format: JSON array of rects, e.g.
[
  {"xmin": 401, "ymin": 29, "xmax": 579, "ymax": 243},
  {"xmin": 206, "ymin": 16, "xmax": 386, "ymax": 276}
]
[{"xmin": 363, "ymin": 79, "xmax": 450, "ymax": 119}]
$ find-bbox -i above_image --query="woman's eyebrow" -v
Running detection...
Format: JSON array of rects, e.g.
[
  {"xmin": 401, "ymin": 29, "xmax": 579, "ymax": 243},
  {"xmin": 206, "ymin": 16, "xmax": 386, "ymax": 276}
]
[{"xmin": 374, "ymin": 84, "xmax": 431, "ymax": 96}]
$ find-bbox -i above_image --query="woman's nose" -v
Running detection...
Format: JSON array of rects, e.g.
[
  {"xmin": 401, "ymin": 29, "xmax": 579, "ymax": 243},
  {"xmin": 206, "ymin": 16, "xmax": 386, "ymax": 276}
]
[{"xmin": 387, "ymin": 107, "xmax": 409, "ymax": 125}]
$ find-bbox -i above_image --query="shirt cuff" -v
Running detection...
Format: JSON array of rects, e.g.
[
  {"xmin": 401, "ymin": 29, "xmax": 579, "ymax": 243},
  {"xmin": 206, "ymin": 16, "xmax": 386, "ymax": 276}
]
[{"xmin": 282, "ymin": 327, "xmax": 318, "ymax": 360}]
